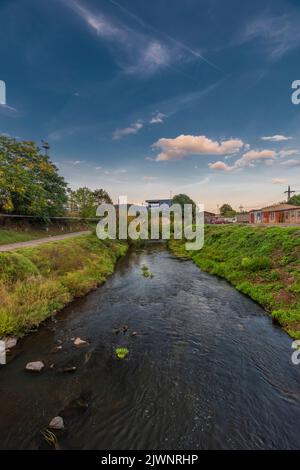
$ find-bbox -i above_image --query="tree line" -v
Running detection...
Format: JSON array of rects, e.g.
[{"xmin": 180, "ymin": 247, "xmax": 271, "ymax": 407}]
[
  {"xmin": 0, "ymin": 135, "xmax": 112, "ymax": 218},
  {"xmin": 2, "ymin": 134, "xmax": 298, "ymax": 220}
]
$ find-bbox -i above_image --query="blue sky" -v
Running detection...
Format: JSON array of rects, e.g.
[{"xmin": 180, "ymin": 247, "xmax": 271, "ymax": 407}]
[{"xmin": 1, "ymin": 0, "xmax": 300, "ymax": 211}]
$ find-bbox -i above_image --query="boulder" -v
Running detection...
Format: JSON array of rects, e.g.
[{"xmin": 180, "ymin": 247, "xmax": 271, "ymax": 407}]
[
  {"xmin": 49, "ymin": 416, "xmax": 64, "ymax": 430},
  {"xmin": 25, "ymin": 361, "xmax": 45, "ymax": 372}
]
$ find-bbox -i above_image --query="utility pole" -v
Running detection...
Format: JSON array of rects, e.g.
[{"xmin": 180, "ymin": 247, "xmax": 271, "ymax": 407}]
[
  {"xmin": 239, "ymin": 205, "xmax": 244, "ymax": 213},
  {"xmin": 284, "ymin": 185, "xmax": 295, "ymax": 202},
  {"xmin": 41, "ymin": 140, "xmax": 50, "ymax": 157}
]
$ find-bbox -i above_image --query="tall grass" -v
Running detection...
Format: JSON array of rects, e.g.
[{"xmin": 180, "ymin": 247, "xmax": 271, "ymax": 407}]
[{"xmin": 0, "ymin": 235, "xmax": 128, "ymax": 336}]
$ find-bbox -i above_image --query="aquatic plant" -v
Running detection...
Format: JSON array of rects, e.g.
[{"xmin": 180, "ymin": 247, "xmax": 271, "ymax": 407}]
[
  {"xmin": 40, "ymin": 429, "xmax": 60, "ymax": 450},
  {"xmin": 115, "ymin": 347, "xmax": 129, "ymax": 359},
  {"xmin": 141, "ymin": 264, "xmax": 154, "ymax": 278}
]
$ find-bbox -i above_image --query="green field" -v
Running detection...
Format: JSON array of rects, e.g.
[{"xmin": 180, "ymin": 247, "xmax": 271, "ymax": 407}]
[
  {"xmin": 169, "ymin": 225, "xmax": 300, "ymax": 339},
  {"xmin": 0, "ymin": 234, "xmax": 128, "ymax": 337},
  {"xmin": 0, "ymin": 229, "xmax": 51, "ymax": 245}
]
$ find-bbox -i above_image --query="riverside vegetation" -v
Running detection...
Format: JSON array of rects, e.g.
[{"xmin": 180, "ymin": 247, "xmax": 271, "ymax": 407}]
[
  {"xmin": 169, "ymin": 225, "xmax": 300, "ymax": 339},
  {"xmin": 0, "ymin": 234, "xmax": 128, "ymax": 337}
]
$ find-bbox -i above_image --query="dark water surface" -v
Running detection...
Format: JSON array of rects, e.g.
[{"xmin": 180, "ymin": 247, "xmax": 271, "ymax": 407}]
[{"xmin": 1, "ymin": 244, "xmax": 300, "ymax": 450}]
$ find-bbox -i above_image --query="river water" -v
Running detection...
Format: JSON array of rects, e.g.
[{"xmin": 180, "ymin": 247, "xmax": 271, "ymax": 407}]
[{"xmin": 1, "ymin": 244, "xmax": 300, "ymax": 450}]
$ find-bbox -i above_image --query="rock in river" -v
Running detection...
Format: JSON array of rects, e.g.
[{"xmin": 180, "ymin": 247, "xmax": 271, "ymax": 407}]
[
  {"xmin": 5, "ymin": 337, "xmax": 18, "ymax": 349},
  {"xmin": 25, "ymin": 361, "xmax": 45, "ymax": 372},
  {"xmin": 49, "ymin": 416, "xmax": 64, "ymax": 430},
  {"xmin": 73, "ymin": 337, "xmax": 88, "ymax": 347}
]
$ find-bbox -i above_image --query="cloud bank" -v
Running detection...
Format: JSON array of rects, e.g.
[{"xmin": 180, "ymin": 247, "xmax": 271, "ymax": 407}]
[{"xmin": 153, "ymin": 134, "xmax": 245, "ymax": 161}]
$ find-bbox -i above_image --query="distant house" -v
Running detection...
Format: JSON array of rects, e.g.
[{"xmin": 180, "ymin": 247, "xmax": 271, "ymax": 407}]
[
  {"xmin": 249, "ymin": 203, "xmax": 300, "ymax": 224},
  {"xmin": 236, "ymin": 213, "xmax": 249, "ymax": 223},
  {"xmin": 204, "ymin": 211, "xmax": 216, "ymax": 224},
  {"xmin": 145, "ymin": 199, "xmax": 173, "ymax": 209}
]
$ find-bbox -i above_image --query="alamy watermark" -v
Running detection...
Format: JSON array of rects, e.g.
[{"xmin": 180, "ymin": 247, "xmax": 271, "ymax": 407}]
[
  {"xmin": 0, "ymin": 80, "xmax": 6, "ymax": 106},
  {"xmin": 95, "ymin": 196, "xmax": 204, "ymax": 251},
  {"xmin": 291, "ymin": 340, "xmax": 300, "ymax": 365},
  {"xmin": 291, "ymin": 80, "xmax": 300, "ymax": 105}
]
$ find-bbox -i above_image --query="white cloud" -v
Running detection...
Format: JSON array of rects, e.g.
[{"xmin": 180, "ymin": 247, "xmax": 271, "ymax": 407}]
[
  {"xmin": 63, "ymin": 0, "xmax": 176, "ymax": 76},
  {"xmin": 235, "ymin": 149, "xmax": 276, "ymax": 167},
  {"xmin": 209, "ymin": 149, "xmax": 277, "ymax": 172},
  {"xmin": 280, "ymin": 159, "xmax": 300, "ymax": 167},
  {"xmin": 149, "ymin": 112, "xmax": 166, "ymax": 124},
  {"xmin": 261, "ymin": 135, "xmax": 292, "ymax": 142},
  {"xmin": 272, "ymin": 178, "xmax": 288, "ymax": 184},
  {"xmin": 278, "ymin": 149, "xmax": 299, "ymax": 158},
  {"xmin": 153, "ymin": 134, "xmax": 245, "ymax": 161},
  {"xmin": 241, "ymin": 14, "xmax": 300, "ymax": 60},
  {"xmin": 126, "ymin": 41, "xmax": 171, "ymax": 76},
  {"xmin": 113, "ymin": 121, "xmax": 143, "ymax": 140},
  {"xmin": 208, "ymin": 161, "xmax": 234, "ymax": 172}
]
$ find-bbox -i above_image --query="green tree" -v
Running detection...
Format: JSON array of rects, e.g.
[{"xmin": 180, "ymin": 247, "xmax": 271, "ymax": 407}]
[
  {"xmin": 68, "ymin": 187, "xmax": 96, "ymax": 218},
  {"xmin": 220, "ymin": 203, "xmax": 236, "ymax": 217},
  {"xmin": 93, "ymin": 188, "xmax": 112, "ymax": 205},
  {"xmin": 172, "ymin": 194, "xmax": 197, "ymax": 219},
  {"xmin": 68, "ymin": 187, "xmax": 113, "ymax": 217},
  {"xmin": 289, "ymin": 195, "xmax": 300, "ymax": 206},
  {"xmin": 0, "ymin": 135, "xmax": 67, "ymax": 217}
]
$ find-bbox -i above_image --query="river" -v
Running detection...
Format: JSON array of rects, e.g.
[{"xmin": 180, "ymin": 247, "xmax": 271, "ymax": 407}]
[{"xmin": 1, "ymin": 244, "xmax": 300, "ymax": 450}]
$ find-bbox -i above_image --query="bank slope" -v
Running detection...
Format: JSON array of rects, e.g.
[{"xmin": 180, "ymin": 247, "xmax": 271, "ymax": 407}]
[
  {"xmin": 0, "ymin": 234, "xmax": 128, "ymax": 337},
  {"xmin": 169, "ymin": 225, "xmax": 300, "ymax": 339}
]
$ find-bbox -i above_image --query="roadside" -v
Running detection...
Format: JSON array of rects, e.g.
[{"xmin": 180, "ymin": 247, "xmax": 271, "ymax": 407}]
[{"xmin": 0, "ymin": 230, "xmax": 92, "ymax": 252}]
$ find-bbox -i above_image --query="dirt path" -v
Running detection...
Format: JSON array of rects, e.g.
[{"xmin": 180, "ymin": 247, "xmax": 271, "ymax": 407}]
[{"xmin": 0, "ymin": 231, "xmax": 92, "ymax": 252}]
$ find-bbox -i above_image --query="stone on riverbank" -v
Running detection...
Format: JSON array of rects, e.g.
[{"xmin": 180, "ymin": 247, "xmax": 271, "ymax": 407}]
[
  {"xmin": 49, "ymin": 416, "xmax": 64, "ymax": 430},
  {"xmin": 25, "ymin": 361, "xmax": 45, "ymax": 372}
]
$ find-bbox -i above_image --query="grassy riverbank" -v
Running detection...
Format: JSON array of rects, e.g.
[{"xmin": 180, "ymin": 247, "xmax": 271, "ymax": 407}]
[
  {"xmin": 0, "ymin": 234, "xmax": 128, "ymax": 337},
  {"xmin": 169, "ymin": 225, "xmax": 300, "ymax": 339}
]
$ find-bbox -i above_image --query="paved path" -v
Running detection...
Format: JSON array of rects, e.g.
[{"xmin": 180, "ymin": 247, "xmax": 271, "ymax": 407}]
[{"xmin": 0, "ymin": 231, "xmax": 92, "ymax": 252}]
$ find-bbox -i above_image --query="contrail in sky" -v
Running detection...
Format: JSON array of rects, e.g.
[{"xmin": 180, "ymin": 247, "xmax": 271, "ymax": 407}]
[{"xmin": 107, "ymin": 0, "xmax": 226, "ymax": 74}]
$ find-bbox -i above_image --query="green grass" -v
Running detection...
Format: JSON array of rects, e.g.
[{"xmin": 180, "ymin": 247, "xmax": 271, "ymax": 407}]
[
  {"xmin": 0, "ymin": 229, "xmax": 47, "ymax": 245},
  {"xmin": 0, "ymin": 234, "xmax": 128, "ymax": 337},
  {"xmin": 169, "ymin": 225, "xmax": 300, "ymax": 339},
  {"xmin": 0, "ymin": 226, "xmax": 93, "ymax": 246}
]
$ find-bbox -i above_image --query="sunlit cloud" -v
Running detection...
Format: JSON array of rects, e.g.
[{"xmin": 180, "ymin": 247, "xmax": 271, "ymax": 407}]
[
  {"xmin": 153, "ymin": 134, "xmax": 245, "ymax": 161},
  {"xmin": 209, "ymin": 149, "xmax": 277, "ymax": 172}
]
